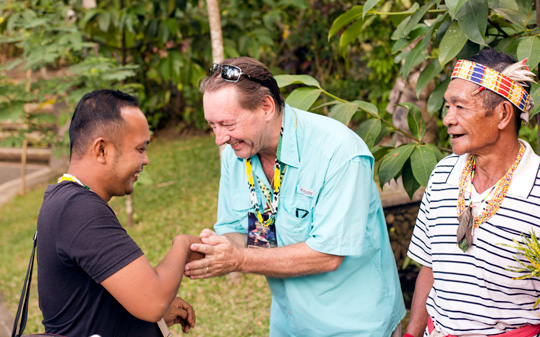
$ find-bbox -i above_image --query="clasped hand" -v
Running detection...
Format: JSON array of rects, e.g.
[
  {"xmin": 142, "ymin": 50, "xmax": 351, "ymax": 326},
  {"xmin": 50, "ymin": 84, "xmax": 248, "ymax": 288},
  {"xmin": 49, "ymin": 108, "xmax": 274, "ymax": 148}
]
[
  {"xmin": 184, "ymin": 229, "xmax": 242, "ymax": 279},
  {"xmin": 163, "ymin": 297, "xmax": 196, "ymax": 333}
]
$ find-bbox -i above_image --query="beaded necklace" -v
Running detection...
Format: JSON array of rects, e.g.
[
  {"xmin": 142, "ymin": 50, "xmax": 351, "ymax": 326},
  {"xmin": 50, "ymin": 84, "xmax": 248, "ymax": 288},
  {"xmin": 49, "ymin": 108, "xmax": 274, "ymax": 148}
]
[
  {"xmin": 456, "ymin": 143, "xmax": 525, "ymax": 251},
  {"xmin": 244, "ymin": 115, "xmax": 286, "ymax": 227}
]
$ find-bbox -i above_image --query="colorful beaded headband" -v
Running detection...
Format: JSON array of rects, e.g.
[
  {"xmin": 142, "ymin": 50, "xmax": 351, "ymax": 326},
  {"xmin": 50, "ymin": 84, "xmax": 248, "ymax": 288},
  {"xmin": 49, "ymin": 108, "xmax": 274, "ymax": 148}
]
[{"xmin": 451, "ymin": 59, "xmax": 534, "ymax": 124}]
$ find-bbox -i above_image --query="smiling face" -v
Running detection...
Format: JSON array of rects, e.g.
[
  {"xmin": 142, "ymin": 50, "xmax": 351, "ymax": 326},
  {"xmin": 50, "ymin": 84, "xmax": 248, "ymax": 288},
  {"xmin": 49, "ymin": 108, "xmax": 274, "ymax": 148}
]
[
  {"xmin": 106, "ymin": 106, "xmax": 150, "ymax": 199},
  {"xmin": 203, "ymin": 86, "xmax": 273, "ymax": 159},
  {"xmin": 443, "ymin": 79, "xmax": 503, "ymax": 156}
]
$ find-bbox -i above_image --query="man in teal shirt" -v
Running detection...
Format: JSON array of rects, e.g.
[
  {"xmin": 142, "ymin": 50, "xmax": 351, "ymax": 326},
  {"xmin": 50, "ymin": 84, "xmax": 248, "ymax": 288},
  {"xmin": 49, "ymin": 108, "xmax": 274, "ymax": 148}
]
[{"xmin": 185, "ymin": 57, "xmax": 405, "ymax": 336}]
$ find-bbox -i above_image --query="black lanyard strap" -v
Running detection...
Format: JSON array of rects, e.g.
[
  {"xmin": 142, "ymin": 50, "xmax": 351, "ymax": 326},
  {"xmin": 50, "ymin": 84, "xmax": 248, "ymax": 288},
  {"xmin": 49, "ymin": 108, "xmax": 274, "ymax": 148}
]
[{"xmin": 11, "ymin": 231, "xmax": 37, "ymax": 337}]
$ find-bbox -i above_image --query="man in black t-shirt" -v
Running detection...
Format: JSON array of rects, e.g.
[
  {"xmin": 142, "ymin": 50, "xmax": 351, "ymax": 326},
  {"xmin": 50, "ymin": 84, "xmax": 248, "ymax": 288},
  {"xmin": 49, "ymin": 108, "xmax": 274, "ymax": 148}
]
[{"xmin": 37, "ymin": 89, "xmax": 202, "ymax": 337}]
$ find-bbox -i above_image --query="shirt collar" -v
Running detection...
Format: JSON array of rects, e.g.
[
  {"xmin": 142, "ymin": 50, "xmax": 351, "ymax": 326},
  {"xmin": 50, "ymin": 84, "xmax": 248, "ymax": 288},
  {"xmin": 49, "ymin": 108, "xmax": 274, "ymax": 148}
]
[
  {"xmin": 277, "ymin": 104, "xmax": 300, "ymax": 168},
  {"xmin": 447, "ymin": 139, "xmax": 540, "ymax": 198}
]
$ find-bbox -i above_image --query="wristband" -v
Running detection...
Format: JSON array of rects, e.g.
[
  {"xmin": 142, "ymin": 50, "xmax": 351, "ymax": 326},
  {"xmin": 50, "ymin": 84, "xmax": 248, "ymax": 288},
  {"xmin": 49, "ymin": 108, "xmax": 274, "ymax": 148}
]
[{"xmin": 403, "ymin": 334, "xmax": 415, "ymax": 337}]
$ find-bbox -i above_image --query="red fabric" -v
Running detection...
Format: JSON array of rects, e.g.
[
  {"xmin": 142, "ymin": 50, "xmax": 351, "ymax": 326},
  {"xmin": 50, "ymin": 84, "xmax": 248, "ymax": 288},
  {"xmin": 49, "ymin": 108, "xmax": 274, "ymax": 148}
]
[{"xmin": 427, "ymin": 317, "xmax": 540, "ymax": 337}]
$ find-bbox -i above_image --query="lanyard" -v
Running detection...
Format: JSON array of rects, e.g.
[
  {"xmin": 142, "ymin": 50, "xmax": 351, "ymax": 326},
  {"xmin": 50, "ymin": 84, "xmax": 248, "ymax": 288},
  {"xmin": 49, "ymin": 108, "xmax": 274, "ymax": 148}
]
[
  {"xmin": 58, "ymin": 173, "xmax": 91, "ymax": 190},
  {"xmin": 244, "ymin": 116, "xmax": 286, "ymax": 227}
]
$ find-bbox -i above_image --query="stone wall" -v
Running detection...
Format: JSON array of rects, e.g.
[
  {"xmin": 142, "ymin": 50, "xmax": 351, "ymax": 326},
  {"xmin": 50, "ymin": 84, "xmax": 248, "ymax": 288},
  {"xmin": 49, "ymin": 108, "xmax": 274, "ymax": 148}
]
[{"xmin": 384, "ymin": 201, "xmax": 421, "ymax": 308}]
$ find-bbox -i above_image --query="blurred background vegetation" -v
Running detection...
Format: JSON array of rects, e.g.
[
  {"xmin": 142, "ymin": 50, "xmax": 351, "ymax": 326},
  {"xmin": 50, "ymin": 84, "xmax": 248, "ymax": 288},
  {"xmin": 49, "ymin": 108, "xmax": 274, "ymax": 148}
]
[
  {"xmin": 0, "ymin": 0, "xmax": 398, "ymax": 133},
  {"xmin": 2, "ymin": 0, "xmax": 539, "ymax": 198},
  {"xmin": 1, "ymin": 0, "xmax": 540, "ymax": 334}
]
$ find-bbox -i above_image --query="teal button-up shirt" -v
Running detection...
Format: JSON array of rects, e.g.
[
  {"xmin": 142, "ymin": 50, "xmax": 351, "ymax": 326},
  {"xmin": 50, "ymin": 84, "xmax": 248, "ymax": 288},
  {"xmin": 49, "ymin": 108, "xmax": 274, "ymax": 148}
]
[{"xmin": 215, "ymin": 104, "xmax": 405, "ymax": 336}]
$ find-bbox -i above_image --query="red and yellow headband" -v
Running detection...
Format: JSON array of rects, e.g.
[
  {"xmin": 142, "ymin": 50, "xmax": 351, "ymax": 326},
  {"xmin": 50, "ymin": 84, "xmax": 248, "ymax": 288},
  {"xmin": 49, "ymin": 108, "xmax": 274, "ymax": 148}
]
[{"xmin": 451, "ymin": 59, "xmax": 535, "ymax": 124}]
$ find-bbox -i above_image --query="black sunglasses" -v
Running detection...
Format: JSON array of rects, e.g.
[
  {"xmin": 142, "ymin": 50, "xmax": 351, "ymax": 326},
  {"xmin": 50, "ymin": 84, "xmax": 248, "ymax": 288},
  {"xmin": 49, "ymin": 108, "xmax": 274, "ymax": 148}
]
[{"xmin": 211, "ymin": 63, "xmax": 275, "ymax": 98}]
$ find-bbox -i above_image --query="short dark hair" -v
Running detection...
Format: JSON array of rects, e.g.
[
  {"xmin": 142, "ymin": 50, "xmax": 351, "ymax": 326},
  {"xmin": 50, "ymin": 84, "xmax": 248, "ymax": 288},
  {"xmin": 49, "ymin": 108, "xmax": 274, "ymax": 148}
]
[
  {"xmin": 69, "ymin": 89, "xmax": 139, "ymax": 159},
  {"xmin": 199, "ymin": 57, "xmax": 284, "ymax": 114},
  {"xmin": 466, "ymin": 49, "xmax": 530, "ymax": 133}
]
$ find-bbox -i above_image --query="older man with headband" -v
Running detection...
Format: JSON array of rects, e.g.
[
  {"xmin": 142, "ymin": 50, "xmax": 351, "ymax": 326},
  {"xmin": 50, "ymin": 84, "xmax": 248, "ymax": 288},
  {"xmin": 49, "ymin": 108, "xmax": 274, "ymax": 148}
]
[
  {"xmin": 184, "ymin": 56, "xmax": 406, "ymax": 336},
  {"xmin": 405, "ymin": 49, "xmax": 540, "ymax": 337}
]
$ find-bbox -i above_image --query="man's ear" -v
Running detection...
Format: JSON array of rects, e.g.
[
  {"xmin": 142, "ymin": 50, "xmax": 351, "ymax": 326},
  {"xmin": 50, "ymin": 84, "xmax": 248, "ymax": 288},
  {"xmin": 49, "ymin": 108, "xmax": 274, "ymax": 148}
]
[
  {"xmin": 261, "ymin": 96, "xmax": 277, "ymax": 121},
  {"xmin": 497, "ymin": 100, "xmax": 515, "ymax": 130},
  {"xmin": 91, "ymin": 138, "xmax": 107, "ymax": 164}
]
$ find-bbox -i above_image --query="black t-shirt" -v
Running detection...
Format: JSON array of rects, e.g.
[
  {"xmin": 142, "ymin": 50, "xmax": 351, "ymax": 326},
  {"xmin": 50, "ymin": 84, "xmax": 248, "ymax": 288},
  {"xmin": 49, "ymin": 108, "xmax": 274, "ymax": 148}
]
[{"xmin": 37, "ymin": 181, "xmax": 161, "ymax": 337}]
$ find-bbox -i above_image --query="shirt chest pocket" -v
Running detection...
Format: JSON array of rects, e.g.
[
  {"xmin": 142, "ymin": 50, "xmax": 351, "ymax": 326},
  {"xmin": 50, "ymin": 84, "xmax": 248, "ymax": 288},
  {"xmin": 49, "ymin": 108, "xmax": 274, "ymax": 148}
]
[
  {"xmin": 277, "ymin": 194, "xmax": 315, "ymax": 245},
  {"xmin": 230, "ymin": 190, "xmax": 251, "ymax": 230}
]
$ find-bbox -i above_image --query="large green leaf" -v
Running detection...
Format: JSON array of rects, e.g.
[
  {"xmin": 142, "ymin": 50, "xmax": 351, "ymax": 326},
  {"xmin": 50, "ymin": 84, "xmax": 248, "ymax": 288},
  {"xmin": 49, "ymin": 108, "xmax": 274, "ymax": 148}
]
[
  {"xmin": 427, "ymin": 78, "xmax": 451, "ymax": 115},
  {"xmin": 328, "ymin": 5, "xmax": 363, "ymax": 41},
  {"xmin": 455, "ymin": 0, "xmax": 488, "ymax": 46},
  {"xmin": 378, "ymin": 143, "xmax": 416, "ymax": 187},
  {"xmin": 392, "ymin": 16, "xmax": 412, "ymax": 40},
  {"xmin": 517, "ymin": 36, "xmax": 540, "ymax": 71},
  {"xmin": 402, "ymin": 14, "xmax": 446, "ymax": 80},
  {"xmin": 329, "ymin": 101, "xmax": 360, "ymax": 125},
  {"xmin": 411, "ymin": 145, "xmax": 438, "ymax": 187},
  {"xmin": 402, "ymin": 0, "xmax": 440, "ymax": 37},
  {"xmin": 446, "ymin": 0, "xmax": 468, "ymax": 19},
  {"xmin": 494, "ymin": 36, "xmax": 519, "ymax": 53},
  {"xmin": 416, "ymin": 59, "xmax": 442, "ymax": 97},
  {"xmin": 530, "ymin": 83, "xmax": 540, "ymax": 118},
  {"xmin": 401, "ymin": 38, "xmax": 428, "ymax": 80},
  {"xmin": 356, "ymin": 118, "xmax": 382, "ymax": 149},
  {"xmin": 339, "ymin": 18, "xmax": 366, "ymax": 55},
  {"xmin": 402, "ymin": 159, "xmax": 421, "ymax": 199},
  {"xmin": 97, "ymin": 12, "xmax": 111, "ymax": 32},
  {"xmin": 438, "ymin": 21, "xmax": 468, "ymax": 67},
  {"xmin": 285, "ymin": 87, "xmax": 322, "ymax": 111},
  {"xmin": 312, "ymin": 100, "xmax": 341, "ymax": 110},
  {"xmin": 363, "ymin": 0, "xmax": 382, "ymax": 18},
  {"xmin": 400, "ymin": 102, "xmax": 426, "ymax": 140},
  {"xmin": 390, "ymin": 3, "xmax": 421, "ymax": 40},
  {"xmin": 356, "ymin": 100, "xmax": 379, "ymax": 116},
  {"xmin": 372, "ymin": 146, "xmax": 393, "ymax": 162},
  {"xmin": 489, "ymin": 0, "xmax": 530, "ymax": 31},
  {"xmin": 425, "ymin": 143, "xmax": 447, "ymax": 160},
  {"xmin": 275, "ymin": 74, "xmax": 320, "ymax": 88}
]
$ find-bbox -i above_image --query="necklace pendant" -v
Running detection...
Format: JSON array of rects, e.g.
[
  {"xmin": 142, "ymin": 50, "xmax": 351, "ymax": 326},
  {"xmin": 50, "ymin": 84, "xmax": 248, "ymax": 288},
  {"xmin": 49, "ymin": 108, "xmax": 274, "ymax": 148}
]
[{"xmin": 457, "ymin": 205, "xmax": 474, "ymax": 252}]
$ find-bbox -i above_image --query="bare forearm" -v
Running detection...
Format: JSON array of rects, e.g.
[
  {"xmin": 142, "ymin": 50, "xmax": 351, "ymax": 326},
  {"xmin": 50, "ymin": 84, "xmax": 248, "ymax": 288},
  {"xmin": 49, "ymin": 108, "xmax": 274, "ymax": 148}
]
[
  {"xmin": 157, "ymin": 234, "xmax": 202, "ymax": 281},
  {"xmin": 155, "ymin": 236, "xmax": 193, "ymax": 292},
  {"xmin": 405, "ymin": 266, "xmax": 434, "ymax": 336},
  {"xmin": 186, "ymin": 230, "xmax": 342, "ymax": 279},
  {"xmin": 102, "ymin": 235, "xmax": 203, "ymax": 322},
  {"xmin": 238, "ymin": 242, "xmax": 343, "ymax": 278}
]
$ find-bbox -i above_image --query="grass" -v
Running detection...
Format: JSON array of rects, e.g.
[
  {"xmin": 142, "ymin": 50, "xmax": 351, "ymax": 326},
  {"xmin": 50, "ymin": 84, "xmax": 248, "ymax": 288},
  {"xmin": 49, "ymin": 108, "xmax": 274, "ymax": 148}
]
[{"xmin": 0, "ymin": 135, "xmax": 272, "ymax": 336}]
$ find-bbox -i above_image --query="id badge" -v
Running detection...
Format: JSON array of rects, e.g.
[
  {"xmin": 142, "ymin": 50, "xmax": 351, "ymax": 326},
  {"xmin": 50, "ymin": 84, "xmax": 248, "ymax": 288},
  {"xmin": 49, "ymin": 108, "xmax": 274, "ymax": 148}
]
[{"xmin": 247, "ymin": 212, "xmax": 277, "ymax": 248}]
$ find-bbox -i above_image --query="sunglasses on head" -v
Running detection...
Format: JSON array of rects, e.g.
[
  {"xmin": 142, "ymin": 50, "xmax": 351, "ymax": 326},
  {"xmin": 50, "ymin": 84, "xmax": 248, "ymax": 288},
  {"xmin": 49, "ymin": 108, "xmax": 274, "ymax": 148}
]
[{"xmin": 211, "ymin": 63, "xmax": 275, "ymax": 98}]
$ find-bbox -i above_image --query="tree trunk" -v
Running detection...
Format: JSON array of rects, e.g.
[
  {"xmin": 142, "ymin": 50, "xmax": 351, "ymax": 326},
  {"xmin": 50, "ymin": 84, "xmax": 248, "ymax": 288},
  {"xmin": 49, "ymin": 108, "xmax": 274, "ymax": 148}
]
[
  {"xmin": 205, "ymin": 0, "xmax": 241, "ymax": 284},
  {"xmin": 206, "ymin": 0, "xmax": 224, "ymax": 64}
]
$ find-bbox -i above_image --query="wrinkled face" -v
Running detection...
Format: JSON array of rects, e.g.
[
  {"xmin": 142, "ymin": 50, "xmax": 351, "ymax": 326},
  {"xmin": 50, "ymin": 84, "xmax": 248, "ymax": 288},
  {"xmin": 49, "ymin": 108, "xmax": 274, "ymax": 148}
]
[
  {"xmin": 107, "ymin": 106, "xmax": 150, "ymax": 198},
  {"xmin": 203, "ymin": 86, "xmax": 269, "ymax": 159},
  {"xmin": 443, "ymin": 79, "xmax": 501, "ymax": 156}
]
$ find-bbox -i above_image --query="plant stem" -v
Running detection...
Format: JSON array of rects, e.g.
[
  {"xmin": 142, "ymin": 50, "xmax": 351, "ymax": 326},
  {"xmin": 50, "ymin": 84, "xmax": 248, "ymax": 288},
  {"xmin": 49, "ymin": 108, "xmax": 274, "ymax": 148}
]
[{"xmin": 319, "ymin": 87, "xmax": 451, "ymax": 153}]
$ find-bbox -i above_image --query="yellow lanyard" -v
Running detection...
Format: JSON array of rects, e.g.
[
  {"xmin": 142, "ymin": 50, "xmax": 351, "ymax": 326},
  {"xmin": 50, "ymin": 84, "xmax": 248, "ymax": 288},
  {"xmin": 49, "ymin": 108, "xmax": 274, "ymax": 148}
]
[
  {"xmin": 244, "ymin": 117, "xmax": 285, "ymax": 226},
  {"xmin": 58, "ymin": 174, "xmax": 90, "ymax": 190}
]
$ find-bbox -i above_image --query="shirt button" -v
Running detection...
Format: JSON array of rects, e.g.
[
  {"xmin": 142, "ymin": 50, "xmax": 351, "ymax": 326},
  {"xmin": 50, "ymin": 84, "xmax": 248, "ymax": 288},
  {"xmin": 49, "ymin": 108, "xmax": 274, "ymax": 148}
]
[{"xmin": 495, "ymin": 323, "xmax": 506, "ymax": 330}]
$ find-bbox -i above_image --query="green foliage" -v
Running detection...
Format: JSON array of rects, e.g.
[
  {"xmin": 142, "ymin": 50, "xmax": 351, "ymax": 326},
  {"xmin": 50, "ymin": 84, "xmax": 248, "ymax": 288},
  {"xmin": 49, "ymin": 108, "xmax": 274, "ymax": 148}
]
[
  {"xmin": 502, "ymin": 229, "xmax": 540, "ymax": 311},
  {"xmin": 280, "ymin": 0, "xmax": 540, "ymax": 198},
  {"xmin": 0, "ymin": 0, "xmax": 140, "ymax": 149}
]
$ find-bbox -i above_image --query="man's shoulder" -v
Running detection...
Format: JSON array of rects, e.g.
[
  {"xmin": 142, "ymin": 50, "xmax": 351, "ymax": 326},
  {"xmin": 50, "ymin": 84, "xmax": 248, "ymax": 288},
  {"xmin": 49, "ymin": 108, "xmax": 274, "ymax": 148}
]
[
  {"xmin": 290, "ymin": 107, "xmax": 371, "ymax": 159},
  {"xmin": 41, "ymin": 182, "xmax": 110, "ymax": 217},
  {"xmin": 434, "ymin": 153, "xmax": 461, "ymax": 171}
]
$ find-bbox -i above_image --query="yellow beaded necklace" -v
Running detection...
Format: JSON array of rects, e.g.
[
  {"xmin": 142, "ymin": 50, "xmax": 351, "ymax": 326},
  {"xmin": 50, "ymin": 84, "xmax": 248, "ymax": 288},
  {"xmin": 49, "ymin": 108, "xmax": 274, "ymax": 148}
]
[{"xmin": 456, "ymin": 143, "xmax": 525, "ymax": 251}]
